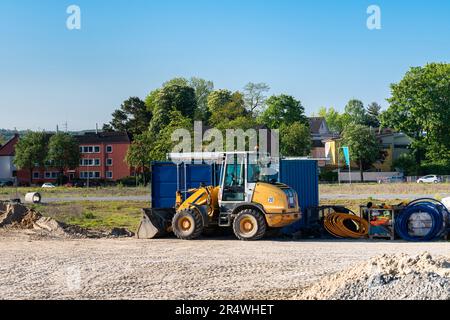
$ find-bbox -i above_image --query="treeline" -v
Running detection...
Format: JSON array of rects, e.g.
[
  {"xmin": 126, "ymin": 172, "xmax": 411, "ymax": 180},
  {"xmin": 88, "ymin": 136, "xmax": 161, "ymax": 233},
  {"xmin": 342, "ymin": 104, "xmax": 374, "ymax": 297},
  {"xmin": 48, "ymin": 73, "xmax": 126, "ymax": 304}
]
[
  {"xmin": 319, "ymin": 63, "xmax": 450, "ymax": 176},
  {"xmin": 102, "ymin": 78, "xmax": 313, "ymax": 172},
  {"xmin": 13, "ymin": 132, "xmax": 80, "ymax": 184},
  {"xmin": 11, "ymin": 63, "xmax": 450, "ymax": 182}
]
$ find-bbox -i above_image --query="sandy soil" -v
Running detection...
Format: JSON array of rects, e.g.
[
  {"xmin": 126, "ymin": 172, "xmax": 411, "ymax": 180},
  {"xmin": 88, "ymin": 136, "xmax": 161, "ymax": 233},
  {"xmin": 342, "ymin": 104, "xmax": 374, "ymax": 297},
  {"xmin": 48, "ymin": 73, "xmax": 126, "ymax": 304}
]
[{"xmin": 0, "ymin": 230, "xmax": 448, "ymax": 300}]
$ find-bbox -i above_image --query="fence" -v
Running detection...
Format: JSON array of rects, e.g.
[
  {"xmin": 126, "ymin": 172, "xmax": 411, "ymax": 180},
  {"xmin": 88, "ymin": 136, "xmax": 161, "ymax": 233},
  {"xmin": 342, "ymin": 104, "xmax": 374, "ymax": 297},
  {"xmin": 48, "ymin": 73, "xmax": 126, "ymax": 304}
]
[{"xmin": 338, "ymin": 172, "xmax": 403, "ymax": 183}]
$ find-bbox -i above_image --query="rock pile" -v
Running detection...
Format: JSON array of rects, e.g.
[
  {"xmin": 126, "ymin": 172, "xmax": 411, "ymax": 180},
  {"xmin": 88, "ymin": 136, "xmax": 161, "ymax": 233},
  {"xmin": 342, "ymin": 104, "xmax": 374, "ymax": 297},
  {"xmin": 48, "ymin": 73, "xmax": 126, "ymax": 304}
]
[
  {"xmin": 0, "ymin": 201, "xmax": 133, "ymax": 239},
  {"xmin": 298, "ymin": 252, "xmax": 450, "ymax": 300}
]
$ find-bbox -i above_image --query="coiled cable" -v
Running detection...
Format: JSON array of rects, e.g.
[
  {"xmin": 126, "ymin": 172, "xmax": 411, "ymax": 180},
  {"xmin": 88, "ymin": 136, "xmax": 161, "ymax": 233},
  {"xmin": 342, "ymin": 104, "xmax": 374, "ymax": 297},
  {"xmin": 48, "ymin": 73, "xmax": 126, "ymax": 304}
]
[
  {"xmin": 323, "ymin": 206, "xmax": 369, "ymax": 239},
  {"xmin": 395, "ymin": 198, "xmax": 448, "ymax": 242}
]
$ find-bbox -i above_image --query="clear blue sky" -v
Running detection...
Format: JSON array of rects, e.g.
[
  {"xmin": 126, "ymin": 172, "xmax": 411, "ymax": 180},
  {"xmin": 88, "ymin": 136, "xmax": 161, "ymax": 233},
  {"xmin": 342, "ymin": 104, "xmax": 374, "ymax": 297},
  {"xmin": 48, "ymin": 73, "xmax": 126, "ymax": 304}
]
[{"xmin": 1, "ymin": 0, "xmax": 449, "ymax": 131}]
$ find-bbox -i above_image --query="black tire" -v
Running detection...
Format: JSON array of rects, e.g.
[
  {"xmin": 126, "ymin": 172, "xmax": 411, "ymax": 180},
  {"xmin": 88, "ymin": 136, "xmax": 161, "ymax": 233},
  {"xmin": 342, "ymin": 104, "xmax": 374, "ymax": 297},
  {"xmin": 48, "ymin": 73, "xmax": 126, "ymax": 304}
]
[
  {"xmin": 233, "ymin": 208, "xmax": 266, "ymax": 241},
  {"xmin": 172, "ymin": 209, "xmax": 204, "ymax": 240}
]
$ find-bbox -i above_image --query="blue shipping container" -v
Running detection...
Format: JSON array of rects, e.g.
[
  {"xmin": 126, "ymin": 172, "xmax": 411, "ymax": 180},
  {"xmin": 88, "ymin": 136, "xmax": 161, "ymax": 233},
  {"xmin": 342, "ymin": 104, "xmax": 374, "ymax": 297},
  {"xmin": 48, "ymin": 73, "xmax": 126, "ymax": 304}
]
[
  {"xmin": 151, "ymin": 159, "xmax": 319, "ymax": 233},
  {"xmin": 151, "ymin": 162, "xmax": 216, "ymax": 208},
  {"xmin": 279, "ymin": 159, "xmax": 319, "ymax": 233}
]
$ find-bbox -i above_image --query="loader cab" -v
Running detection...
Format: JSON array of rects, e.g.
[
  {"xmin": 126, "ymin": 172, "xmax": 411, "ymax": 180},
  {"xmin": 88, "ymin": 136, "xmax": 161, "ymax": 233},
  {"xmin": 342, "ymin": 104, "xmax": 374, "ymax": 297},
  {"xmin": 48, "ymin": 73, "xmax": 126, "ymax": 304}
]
[
  {"xmin": 221, "ymin": 153, "xmax": 246, "ymax": 202},
  {"xmin": 219, "ymin": 153, "xmax": 279, "ymax": 205}
]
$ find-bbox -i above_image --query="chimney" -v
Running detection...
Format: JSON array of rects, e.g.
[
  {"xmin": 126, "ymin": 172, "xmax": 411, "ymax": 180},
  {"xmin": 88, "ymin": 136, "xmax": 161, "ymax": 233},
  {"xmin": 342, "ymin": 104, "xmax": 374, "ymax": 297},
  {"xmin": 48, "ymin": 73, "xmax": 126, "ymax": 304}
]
[{"xmin": 96, "ymin": 123, "xmax": 99, "ymax": 134}]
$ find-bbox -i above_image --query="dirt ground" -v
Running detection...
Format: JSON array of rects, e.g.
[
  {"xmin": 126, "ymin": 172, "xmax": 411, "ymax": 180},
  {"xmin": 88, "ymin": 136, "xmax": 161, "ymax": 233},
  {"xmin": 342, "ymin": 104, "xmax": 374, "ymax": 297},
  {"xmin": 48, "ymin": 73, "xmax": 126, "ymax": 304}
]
[{"xmin": 0, "ymin": 230, "xmax": 448, "ymax": 300}]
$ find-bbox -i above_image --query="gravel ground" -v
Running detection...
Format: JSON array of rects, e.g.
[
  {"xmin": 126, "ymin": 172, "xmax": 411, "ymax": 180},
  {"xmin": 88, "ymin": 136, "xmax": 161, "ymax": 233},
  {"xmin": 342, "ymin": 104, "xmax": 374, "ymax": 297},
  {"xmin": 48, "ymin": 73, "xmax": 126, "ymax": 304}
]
[
  {"xmin": 0, "ymin": 231, "xmax": 448, "ymax": 300},
  {"xmin": 297, "ymin": 252, "xmax": 450, "ymax": 300}
]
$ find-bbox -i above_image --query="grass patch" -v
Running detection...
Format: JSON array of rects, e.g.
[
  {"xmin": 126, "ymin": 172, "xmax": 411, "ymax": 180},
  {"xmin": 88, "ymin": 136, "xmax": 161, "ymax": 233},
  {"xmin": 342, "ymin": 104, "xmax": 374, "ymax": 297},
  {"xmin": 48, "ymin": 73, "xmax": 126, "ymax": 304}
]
[
  {"xmin": 31, "ymin": 201, "xmax": 148, "ymax": 231},
  {"xmin": 320, "ymin": 183, "xmax": 450, "ymax": 195},
  {"xmin": 0, "ymin": 186, "xmax": 150, "ymax": 199}
]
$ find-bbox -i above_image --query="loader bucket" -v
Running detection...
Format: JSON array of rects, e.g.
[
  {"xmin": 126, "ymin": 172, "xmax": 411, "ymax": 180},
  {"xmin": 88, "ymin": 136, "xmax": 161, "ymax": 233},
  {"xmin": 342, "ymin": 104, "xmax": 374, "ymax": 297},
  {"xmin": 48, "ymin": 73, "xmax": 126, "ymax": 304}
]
[{"xmin": 136, "ymin": 208, "xmax": 176, "ymax": 239}]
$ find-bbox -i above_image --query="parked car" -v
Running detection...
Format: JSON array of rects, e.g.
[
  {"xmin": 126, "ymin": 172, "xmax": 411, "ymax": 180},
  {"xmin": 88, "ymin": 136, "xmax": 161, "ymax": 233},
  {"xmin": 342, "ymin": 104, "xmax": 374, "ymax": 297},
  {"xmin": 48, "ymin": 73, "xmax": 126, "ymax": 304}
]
[
  {"xmin": 41, "ymin": 183, "xmax": 56, "ymax": 188},
  {"xmin": 417, "ymin": 175, "xmax": 441, "ymax": 184},
  {"xmin": 0, "ymin": 179, "xmax": 14, "ymax": 187}
]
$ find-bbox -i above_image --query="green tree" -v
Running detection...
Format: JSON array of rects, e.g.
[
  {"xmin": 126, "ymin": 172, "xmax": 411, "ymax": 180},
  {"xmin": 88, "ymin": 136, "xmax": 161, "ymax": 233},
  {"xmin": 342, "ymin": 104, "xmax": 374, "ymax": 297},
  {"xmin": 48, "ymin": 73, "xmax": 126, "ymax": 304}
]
[
  {"xmin": 151, "ymin": 110, "xmax": 193, "ymax": 160},
  {"xmin": 207, "ymin": 90, "xmax": 247, "ymax": 126},
  {"xmin": 280, "ymin": 122, "xmax": 312, "ymax": 157},
  {"xmin": 224, "ymin": 116, "xmax": 259, "ymax": 131},
  {"xmin": 190, "ymin": 77, "xmax": 214, "ymax": 122},
  {"xmin": 382, "ymin": 63, "xmax": 450, "ymax": 162},
  {"xmin": 126, "ymin": 131, "xmax": 156, "ymax": 185},
  {"xmin": 145, "ymin": 89, "xmax": 160, "ymax": 113},
  {"xmin": 158, "ymin": 77, "xmax": 214, "ymax": 122},
  {"xmin": 258, "ymin": 94, "xmax": 307, "ymax": 129},
  {"xmin": 344, "ymin": 99, "xmax": 368, "ymax": 125},
  {"xmin": 366, "ymin": 102, "xmax": 381, "ymax": 127},
  {"xmin": 46, "ymin": 133, "xmax": 80, "ymax": 184},
  {"xmin": 162, "ymin": 77, "xmax": 189, "ymax": 87},
  {"xmin": 148, "ymin": 83, "xmax": 197, "ymax": 134},
  {"xmin": 318, "ymin": 107, "xmax": 347, "ymax": 133},
  {"xmin": 393, "ymin": 153, "xmax": 419, "ymax": 176},
  {"xmin": 0, "ymin": 134, "xmax": 6, "ymax": 146},
  {"xmin": 103, "ymin": 97, "xmax": 152, "ymax": 136},
  {"xmin": 13, "ymin": 131, "xmax": 48, "ymax": 184},
  {"xmin": 243, "ymin": 82, "xmax": 270, "ymax": 115},
  {"xmin": 342, "ymin": 124, "xmax": 380, "ymax": 182}
]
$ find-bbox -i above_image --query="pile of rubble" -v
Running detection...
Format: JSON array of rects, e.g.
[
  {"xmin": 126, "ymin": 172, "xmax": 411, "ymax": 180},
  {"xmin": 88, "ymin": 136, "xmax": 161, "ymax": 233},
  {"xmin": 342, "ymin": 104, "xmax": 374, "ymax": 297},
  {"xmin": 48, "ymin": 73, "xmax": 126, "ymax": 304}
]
[
  {"xmin": 298, "ymin": 252, "xmax": 450, "ymax": 300},
  {"xmin": 0, "ymin": 201, "xmax": 133, "ymax": 239}
]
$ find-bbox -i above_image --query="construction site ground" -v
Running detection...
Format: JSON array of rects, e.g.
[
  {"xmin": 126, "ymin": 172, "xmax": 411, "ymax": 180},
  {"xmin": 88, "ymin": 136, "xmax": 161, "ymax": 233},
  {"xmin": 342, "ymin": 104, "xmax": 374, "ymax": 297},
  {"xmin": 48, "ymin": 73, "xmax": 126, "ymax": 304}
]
[{"xmin": 0, "ymin": 230, "xmax": 448, "ymax": 300}]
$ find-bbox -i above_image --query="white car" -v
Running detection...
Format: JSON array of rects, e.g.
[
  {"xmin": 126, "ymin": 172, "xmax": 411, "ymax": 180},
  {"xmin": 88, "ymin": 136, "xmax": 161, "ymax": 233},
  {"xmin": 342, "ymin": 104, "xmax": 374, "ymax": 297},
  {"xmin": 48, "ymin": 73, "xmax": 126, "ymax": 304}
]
[
  {"xmin": 41, "ymin": 183, "xmax": 56, "ymax": 188},
  {"xmin": 417, "ymin": 175, "xmax": 441, "ymax": 184}
]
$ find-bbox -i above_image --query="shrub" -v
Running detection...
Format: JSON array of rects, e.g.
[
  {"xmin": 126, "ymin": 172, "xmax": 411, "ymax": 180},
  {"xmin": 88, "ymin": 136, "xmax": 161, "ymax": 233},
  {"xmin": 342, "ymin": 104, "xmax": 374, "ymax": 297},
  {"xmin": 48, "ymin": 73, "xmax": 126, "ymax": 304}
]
[
  {"xmin": 420, "ymin": 161, "xmax": 450, "ymax": 175},
  {"xmin": 393, "ymin": 153, "xmax": 419, "ymax": 176},
  {"xmin": 319, "ymin": 170, "xmax": 338, "ymax": 183},
  {"xmin": 83, "ymin": 211, "xmax": 96, "ymax": 219}
]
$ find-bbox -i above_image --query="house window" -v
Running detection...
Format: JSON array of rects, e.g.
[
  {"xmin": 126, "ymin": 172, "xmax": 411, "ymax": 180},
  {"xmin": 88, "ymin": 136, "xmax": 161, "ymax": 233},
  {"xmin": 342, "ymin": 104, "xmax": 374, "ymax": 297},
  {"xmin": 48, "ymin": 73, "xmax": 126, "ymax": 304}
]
[
  {"xmin": 106, "ymin": 158, "xmax": 113, "ymax": 166},
  {"xmin": 79, "ymin": 172, "xmax": 100, "ymax": 179},
  {"xmin": 33, "ymin": 172, "xmax": 40, "ymax": 179},
  {"xmin": 80, "ymin": 146, "xmax": 100, "ymax": 154},
  {"xmin": 80, "ymin": 159, "xmax": 100, "ymax": 166},
  {"xmin": 44, "ymin": 172, "xmax": 58, "ymax": 179},
  {"xmin": 106, "ymin": 145, "xmax": 113, "ymax": 153},
  {"xmin": 106, "ymin": 171, "xmax": 113, "ymax": 179}
]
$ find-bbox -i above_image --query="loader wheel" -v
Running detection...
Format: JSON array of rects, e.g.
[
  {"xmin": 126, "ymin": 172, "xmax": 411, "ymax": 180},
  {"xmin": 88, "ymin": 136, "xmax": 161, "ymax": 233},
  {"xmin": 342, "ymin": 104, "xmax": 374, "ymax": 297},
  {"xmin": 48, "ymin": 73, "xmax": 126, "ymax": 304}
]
[
  {"xmin": 172, "ymin": 209, "xmax": 204, "ymax": 240},
  {"xmin": 233, "ymin": 209, "xmax": 266, "ymax": 241}
]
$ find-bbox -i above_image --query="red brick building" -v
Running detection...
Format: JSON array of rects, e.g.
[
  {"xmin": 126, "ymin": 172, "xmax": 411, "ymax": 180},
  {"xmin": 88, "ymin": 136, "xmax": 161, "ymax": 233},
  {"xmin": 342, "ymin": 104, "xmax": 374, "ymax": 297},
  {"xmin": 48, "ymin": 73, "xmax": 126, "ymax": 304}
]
[{"xmin": 2, "ymin": 132, "xmax": 134, "ymax": 185}]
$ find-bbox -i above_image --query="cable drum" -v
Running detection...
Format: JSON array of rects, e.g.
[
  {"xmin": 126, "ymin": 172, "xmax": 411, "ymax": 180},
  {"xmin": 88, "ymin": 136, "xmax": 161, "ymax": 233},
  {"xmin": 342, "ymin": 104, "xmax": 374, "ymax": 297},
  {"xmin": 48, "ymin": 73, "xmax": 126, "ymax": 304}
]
[{"xmin": 395, "ymin": 198, "xmax": 449, "ymax": 242}]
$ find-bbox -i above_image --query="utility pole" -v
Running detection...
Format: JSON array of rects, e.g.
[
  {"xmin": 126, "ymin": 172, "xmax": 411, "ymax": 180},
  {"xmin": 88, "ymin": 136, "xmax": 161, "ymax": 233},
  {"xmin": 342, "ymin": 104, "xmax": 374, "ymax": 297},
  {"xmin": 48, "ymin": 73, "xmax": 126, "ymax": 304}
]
[
  {"xmin": 337, "ymin": 142, "xmax": 341, "ymax": 185},
  {"xmin": 348, "ymin": 150, "xmax": 352, "ymax": 185}
]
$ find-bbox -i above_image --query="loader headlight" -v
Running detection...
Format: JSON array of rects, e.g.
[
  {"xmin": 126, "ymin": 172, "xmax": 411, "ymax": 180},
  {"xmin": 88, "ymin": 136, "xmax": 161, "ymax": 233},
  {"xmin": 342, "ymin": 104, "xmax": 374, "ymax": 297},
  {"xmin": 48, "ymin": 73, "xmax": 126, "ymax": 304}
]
[{"xmin": 283, "ymin": 189, "xmax": 297, "ymax": 209}]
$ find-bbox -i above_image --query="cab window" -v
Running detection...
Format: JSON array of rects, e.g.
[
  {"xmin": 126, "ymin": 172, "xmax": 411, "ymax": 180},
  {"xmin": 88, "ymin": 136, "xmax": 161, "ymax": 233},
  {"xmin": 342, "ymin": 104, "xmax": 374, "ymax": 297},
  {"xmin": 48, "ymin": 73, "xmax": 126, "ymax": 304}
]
[{"xmin": 222, "ymin": 155, "xmax": 245, "ymax": 201}]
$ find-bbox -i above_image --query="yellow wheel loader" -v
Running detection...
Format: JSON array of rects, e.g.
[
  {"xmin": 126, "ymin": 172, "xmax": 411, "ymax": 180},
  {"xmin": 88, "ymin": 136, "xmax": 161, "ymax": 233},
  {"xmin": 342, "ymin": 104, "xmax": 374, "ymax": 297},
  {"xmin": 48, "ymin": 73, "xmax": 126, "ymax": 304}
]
[{"xmin": 137, "ymin": 152, "xmax": 301, "ymax": 241}]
